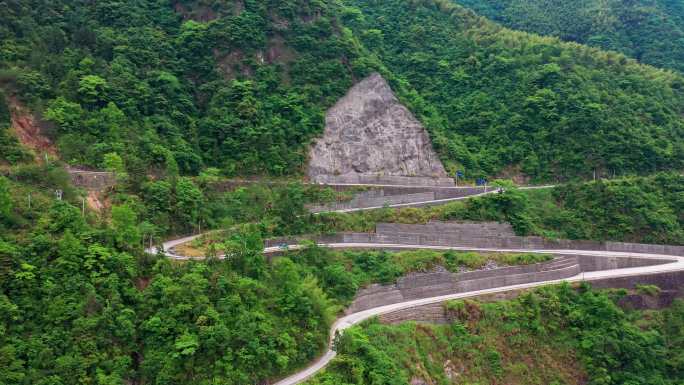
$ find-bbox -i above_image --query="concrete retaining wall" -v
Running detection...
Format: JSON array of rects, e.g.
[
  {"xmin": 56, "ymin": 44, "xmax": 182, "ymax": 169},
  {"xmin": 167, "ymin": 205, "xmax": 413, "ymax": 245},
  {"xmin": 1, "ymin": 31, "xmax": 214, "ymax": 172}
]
[
  {"xmin": 378, "ymin": 270, "xmax": 684, "ymax": 324},
  {"xmin": 377, "ymin": 221, "xmax": 516, "ymax": 237},
  {"xmin": 370, "ymin": 222, "xmax": 684, "ymax": 257},
  {"xmin": 346, "ymin": 256, "xmax": 581, "ymax": 314},
  {"xmin": 345, "ymin": 252, "xmax": 674, "ymax": 314},
  {"xmin": 577, "ymin": 255, "xmax": 674, "ymax": 272},
  {"xmin": 380, "ymin": 302, "xmax": 448, "ymax": 324},
  {"xmin": 307, "ymin": 192, "xmax": 436, "ymax": 213},
  {"xmin": 312, "ymin": 174, "xmax": 456, "ymax": 187},
  {"xmin": 340, "ymin": 231, "xmax": 599, "ymax": 251},
  {"xmin": 68, "ymin": 170, "xmax": 116, "ymax": 190},
  {"xmin": 606, "ymin": 242, "xmax": 684, "ymax": 256},
  {"xmin": 307, "ymin": 187, "xmax": 489, "ymax": 213}
]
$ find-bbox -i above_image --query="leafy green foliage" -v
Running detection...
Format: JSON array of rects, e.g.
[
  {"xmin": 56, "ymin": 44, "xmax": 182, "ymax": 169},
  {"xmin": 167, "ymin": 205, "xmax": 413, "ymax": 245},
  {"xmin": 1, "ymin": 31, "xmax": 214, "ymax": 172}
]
[
  {"xmin": 456, "ymin": 0, "xmax": 684, "ymax": 73},
  {"xmin": 0, "ymin": 197, "xmax": 337, "ymax": 384},
  {"xmin": 110, "ymin": 204, "xmax": 141, "ymax": 248},
  {"xmin": 135, "ymin": 176, "xmax": 206, "ymax": 234},
  {"xmin": 544, "ymin": 173, "xmax": 684, "ymax": 243},
  {"xmin": 0, "ymin": 176, "xmax": 11, "ymax": 221}
]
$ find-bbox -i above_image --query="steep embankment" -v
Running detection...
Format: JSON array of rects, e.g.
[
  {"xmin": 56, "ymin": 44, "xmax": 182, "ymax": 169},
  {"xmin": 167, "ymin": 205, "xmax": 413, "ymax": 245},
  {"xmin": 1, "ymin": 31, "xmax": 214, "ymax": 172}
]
[
  {"xmin": 307, "ymin": 285, "xmax": 684, "ymax": 385},
  {"xmin": 1, "ymin": 0, "xmax": 684, "ymax": 181},
  {"xmin": 454, "ymin": 0, "xmax": 684, "ymax": 73},
  {"xmin": 308, "ymin": 73, "xmax": 452, "ymax": 186},
  {"xmin": 0, "ymin": 90, "xmax": 31, "ymax": 164}
]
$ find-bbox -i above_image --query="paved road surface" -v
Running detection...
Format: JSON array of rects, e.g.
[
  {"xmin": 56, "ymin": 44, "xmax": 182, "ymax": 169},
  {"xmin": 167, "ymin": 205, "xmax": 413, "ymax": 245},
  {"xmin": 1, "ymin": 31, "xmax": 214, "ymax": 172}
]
[
  {"xmin": 314, "ymin": 185, "xmax": 554, "ymax": 214},
  {"xmin": 271, "ymin": 245, "xmax": 684, "ymax": 385}
]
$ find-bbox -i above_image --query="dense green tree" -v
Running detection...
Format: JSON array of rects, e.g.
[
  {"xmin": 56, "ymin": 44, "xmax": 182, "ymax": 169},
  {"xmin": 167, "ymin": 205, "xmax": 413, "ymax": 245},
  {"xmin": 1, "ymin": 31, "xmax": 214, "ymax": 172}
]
[
  {"xmin": 103, "ymin": 152, "xmax": 126, "ymax": 175},
  {"xmin": 224, "ymin": 226, "xmax": 267, "ymax": 278},
  {"xmin": 0, "ymin": 176, "xmax": 11, "ymax": 221},
  {"xmin": 174, "ymin": 177, "xmax": 204, "ymax": 229},
  {"xmin": 111, "ymin": 204, "xmax": 142, "ymax": 248}
]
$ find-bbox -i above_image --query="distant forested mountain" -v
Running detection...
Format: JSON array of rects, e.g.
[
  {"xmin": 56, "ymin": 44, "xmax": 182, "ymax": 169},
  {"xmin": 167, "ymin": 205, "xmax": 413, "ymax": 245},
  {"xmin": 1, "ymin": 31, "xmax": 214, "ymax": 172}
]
[{"xmin": 455, "ymin": 0, "xmax": 684, "ymax": 73}]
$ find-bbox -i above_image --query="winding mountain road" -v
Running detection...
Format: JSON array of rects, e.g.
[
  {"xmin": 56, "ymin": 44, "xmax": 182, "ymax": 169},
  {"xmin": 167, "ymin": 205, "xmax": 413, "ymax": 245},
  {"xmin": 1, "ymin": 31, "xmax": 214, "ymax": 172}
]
[
  {"xmin": 150, "ymin": 238, "xmax": 684, "ymax": 384},
  {"xmin": 148, "ymin": 184, "xmax": 549, "ymax": 257},
  {"xmin": 145, "ymin": 184, "xmax": 684, "ymax": 384}
]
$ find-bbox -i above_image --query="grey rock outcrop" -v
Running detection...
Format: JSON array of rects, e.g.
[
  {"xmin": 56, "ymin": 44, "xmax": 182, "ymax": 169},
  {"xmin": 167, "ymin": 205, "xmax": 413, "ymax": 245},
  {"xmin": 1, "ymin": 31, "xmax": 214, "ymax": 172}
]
[{"xmin": 308, "ymin": 73, "xmax": 453, "ymax": 186}]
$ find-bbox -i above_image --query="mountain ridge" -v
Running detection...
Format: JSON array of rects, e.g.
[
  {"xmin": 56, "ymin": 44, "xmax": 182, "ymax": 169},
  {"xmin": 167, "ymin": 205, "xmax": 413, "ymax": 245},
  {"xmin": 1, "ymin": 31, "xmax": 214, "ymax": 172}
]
[{"xmin": 0, "ymin": 0, "xmax": 683, "ymax": 182}]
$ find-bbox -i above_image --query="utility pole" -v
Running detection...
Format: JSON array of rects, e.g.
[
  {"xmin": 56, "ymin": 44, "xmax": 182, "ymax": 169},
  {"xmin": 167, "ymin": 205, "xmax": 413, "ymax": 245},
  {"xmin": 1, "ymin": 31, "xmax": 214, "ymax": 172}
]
[
  {"xmin": 455, "ymin": 170, "xmax": 464, "ymax": 187},
  {"xmin": 27, "ymin": 192, "xmax": 31, "ymax": 210},
  {"xmin": 82, "ymin": 197, "xmax": 86, "ymax": 216}
]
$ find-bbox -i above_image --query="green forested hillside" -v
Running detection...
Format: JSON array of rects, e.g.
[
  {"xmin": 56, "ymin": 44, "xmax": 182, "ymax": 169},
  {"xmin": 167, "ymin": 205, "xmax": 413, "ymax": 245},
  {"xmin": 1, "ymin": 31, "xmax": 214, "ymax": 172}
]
[
  {"xmin": 1, "ymin": 0, "xmax": 684, "ymax": 181},
  {"xmin": 0, "ymin": 0, "xmax": 367, "ymax": 175},
  {"xmin": 455, "ymin": 0, "xmax": 684, "ymax": 73},
  {"xmin": 2, "ymin": 171, "xmax": 683, "ymax": 383},
  {"xmin": 0, "ymin": 176, "xmax": 337, "ymax": 384},
  {"xmin": 345, "ymin": 0, "xmax": 684, "ymax": 180},
  {"xmin": 0, "ymin": 176, "xmax": 549, "ymax": 385},
  {"xmin": 308, "ymin": 284, "xmax": 684, "ymax": 385},
  {"xmin": 2, "ymin": 2, "xmax": 684, "ymax": 384}
]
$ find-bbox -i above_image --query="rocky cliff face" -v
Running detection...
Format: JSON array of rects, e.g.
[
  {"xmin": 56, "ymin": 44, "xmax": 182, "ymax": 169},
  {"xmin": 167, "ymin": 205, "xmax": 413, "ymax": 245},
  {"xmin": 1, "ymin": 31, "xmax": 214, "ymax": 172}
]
[{"xmin": 308, "ymin": 73, "xmax": 453, "ymax": 186}]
